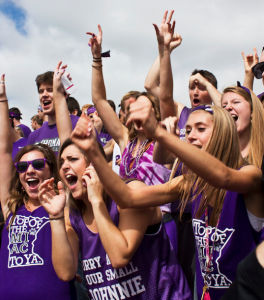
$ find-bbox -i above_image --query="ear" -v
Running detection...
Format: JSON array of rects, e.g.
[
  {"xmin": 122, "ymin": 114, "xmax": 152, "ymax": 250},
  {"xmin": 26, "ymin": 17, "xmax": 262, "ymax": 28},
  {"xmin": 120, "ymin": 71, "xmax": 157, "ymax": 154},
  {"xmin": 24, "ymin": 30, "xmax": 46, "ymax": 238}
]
[{"xmin": 73, "ymin": 109, "xmax": 78, "ymax": 116}]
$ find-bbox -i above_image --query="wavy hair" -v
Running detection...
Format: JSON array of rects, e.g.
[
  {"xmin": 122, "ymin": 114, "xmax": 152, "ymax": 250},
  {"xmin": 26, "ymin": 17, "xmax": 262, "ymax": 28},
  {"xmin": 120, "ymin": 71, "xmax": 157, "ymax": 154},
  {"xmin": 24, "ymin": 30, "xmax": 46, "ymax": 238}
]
[
  {"xmin": 222, "ymin": 86, "xmax": 264, "ymax": 168},
  {"xmin": 170, "ymin": 106, "xmax": 244, "ymax": 226},
  {"xmin": 7, "ymin": 144, "xmax": 59, "ymax": 230}
]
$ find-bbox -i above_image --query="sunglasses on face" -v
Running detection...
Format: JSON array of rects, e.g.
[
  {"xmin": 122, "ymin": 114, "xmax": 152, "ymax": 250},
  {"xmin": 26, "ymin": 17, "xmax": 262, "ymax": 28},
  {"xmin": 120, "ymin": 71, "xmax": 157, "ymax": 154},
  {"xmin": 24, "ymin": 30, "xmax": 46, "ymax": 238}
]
[
  {"xmin": 14, "ymin": 158, "xmax": 47, "ymax": 173},
  {"xmin": 252, "ymin": 61, "xmax": 264, "ymax": 79}
]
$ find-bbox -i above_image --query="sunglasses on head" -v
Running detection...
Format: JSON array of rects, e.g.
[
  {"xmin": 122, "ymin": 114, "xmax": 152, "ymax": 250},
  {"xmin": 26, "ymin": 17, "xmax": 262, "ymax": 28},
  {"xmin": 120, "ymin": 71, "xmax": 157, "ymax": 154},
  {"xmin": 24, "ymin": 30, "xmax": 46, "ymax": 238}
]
[{"xmin": 14, "ymin": 158, "xmax": 47, "ymax": 173}]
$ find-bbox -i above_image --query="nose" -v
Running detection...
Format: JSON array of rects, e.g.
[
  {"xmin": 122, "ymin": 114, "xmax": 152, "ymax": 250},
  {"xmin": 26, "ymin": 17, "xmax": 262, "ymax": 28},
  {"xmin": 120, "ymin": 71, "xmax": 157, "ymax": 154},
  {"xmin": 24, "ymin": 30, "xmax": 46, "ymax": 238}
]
[
  {"xmin": 42, "ymin": 89, "xmax": 49, "ymax": 97},
  {"xmin": 187, "ymin": 129, "xmax": 196, "ymax": 142},
  {"xmin": 193, "ymin": 86, "xmax": 199, "ymax": 96},
  {"xmin": 26, "ymin": 163, "xmax": 36, "ymax": 174},
  {"xmin": 61, "ymin": 160, "xmax": 70, "ymax": 171},
  {"xmin": 224, "ymin": 102, "xmax": 233, "ymax": 111}
]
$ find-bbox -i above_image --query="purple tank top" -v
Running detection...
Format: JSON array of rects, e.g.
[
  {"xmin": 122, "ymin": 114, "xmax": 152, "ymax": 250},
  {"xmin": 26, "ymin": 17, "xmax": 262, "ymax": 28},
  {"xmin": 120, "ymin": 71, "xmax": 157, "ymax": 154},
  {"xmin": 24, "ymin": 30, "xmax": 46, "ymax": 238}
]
[
  {"xmin": 70, "ymin": 198, "xmax": 192, "ymax": 300},
  {"xmin": 0, "ymin": 205, "xmax": 76, "ymax": 300},
  {"xmin": 192, "ymin": 191, "xmax": 264, "ymax": 300},
  {"xmin": 99, "ymin": 131, "xmax": 112, "ymax": 147},
  {"xmin": 120, "ymin": 141, "xmax": 171, "ymax": 212},
  {"xmin": 178, "ymin": 107, "xmax": 192, "ymax": 140}
]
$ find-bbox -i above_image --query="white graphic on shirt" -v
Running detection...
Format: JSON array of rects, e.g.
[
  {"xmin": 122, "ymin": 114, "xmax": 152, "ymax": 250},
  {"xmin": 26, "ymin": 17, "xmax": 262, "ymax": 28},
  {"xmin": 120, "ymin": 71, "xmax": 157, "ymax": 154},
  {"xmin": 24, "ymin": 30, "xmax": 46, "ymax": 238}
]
[
  {"xmin": 35, "ymin": 137, "xmax": 60, "ymax": 152},
  {"xmin": 193, "ymin": 219, "xmax": 235, "ymax": 289},
  {"xmin": 8, "ymin": 214, "xmax": 49, "ymax": 268}
]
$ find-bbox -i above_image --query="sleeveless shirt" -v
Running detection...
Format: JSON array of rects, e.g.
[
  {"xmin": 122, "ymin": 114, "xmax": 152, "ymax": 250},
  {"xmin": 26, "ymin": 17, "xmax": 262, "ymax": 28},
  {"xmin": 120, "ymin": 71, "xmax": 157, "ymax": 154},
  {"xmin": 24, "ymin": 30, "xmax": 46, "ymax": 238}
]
[
  {"xmin": 0, "ymin": 205, "xmax": 76, "ymax": 300},
  {"xmin": 192, "ymin": 191, "xmax": 264, "ymax": 300},
  {"xmin": 70, "ymin": 198, "xmax": 192, "ymax": 300}
]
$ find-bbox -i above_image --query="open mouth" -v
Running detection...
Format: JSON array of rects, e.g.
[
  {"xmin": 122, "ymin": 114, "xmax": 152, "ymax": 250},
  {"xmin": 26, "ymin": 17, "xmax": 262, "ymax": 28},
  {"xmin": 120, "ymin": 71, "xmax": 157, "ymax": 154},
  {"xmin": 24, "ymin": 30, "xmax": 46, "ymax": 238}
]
[
  {"xmin": 43, "ymin": 100, "xmax": 52, "ymax": 109},
  {"xmin": 193, "ymin": 99, "xmax": 200, "ymax": 106},
  {"xmin": 26, "ymin": 178, "xmax": 40, "ymax": 190},
  {"xmin": 231, "ymin": 115, "xmax": 238, "ymax": 122},
  {"xmin": 66, "ymin": 174, "xmax": 78, "ymax": 189}
]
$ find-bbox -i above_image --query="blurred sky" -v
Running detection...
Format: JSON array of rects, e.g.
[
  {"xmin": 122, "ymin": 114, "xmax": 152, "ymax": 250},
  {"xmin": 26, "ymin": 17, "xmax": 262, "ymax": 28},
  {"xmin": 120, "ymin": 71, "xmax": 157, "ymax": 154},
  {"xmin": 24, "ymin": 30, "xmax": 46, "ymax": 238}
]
[{"xmin": 0, "ymin": 0, "xmax": 263, "ymax": 127}]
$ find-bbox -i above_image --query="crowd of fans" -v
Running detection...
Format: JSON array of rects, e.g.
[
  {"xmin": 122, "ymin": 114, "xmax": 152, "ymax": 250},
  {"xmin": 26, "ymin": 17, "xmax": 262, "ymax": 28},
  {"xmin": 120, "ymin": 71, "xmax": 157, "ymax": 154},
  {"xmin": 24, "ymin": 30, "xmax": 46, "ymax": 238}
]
[{"xmin": 0, "ymin": 10, "xmax": 264, "ymax": 300}]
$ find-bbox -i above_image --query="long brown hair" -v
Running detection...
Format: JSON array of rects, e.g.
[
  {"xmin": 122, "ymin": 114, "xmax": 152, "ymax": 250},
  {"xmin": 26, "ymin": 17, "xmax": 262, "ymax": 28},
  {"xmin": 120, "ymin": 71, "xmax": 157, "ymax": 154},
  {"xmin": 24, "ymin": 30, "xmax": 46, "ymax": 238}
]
[
  {"xmin": 170, "ymin": 106, "xmax": 244, "ymax": 226},
  {"xmin": 125, "ymin": 92, "xmax": 161, "ymax": 141},
  {"xmin": 222, "ymin": 86, "xmax": 264, "ymax": 168},
  {"xmin": 7, "ymin": 144, "xmax": 59, "ymax": 230}
]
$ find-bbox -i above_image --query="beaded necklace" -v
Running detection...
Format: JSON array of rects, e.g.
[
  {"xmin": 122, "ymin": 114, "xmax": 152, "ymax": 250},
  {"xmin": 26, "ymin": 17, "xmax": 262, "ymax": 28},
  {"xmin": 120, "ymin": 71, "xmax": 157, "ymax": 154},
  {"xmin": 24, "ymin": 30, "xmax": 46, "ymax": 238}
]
[{"xmin": 122, "ymin": 137, "xmax": 150, "ymax": 177}]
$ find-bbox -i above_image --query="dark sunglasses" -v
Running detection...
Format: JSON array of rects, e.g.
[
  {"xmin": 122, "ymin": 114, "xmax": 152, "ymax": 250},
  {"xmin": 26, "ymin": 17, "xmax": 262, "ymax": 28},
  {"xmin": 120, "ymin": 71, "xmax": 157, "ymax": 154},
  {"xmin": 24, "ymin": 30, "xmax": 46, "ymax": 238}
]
[
  {"xmin": 14, "ymin": 158, "xmax": 47, "ymax": 173},
  {"xmin": 252, "ymin": 61, "xmax": 264, "ymax": 79}
]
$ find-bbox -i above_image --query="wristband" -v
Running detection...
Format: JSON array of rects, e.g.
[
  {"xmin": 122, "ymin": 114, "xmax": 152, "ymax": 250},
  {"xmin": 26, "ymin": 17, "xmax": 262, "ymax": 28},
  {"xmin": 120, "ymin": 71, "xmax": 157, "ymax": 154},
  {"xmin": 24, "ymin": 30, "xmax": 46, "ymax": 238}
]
[
  {"xmin": 49, "ymin": 215, "xmax": 64, "ymax": 221},
  {"xmin": 0, "ymin": 99, "xmax": 8, "ymax": 102}
]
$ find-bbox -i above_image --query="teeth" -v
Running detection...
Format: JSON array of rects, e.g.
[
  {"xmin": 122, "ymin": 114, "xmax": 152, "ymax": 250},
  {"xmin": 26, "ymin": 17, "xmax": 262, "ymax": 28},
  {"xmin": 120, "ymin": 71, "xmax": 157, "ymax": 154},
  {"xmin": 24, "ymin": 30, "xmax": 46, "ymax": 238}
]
[
  {"xmin": 27, "ymin": 178, "xmax": 38, "ymax": 182},
  {"xmin": 66, "ymin": 174, "xmax": 73, "ymax": 179}
]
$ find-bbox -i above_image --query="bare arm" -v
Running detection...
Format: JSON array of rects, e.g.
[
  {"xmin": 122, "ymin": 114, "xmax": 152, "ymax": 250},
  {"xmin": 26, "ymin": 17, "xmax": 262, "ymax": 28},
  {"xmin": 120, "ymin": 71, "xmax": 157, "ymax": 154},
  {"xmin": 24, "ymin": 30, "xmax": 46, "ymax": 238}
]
[
  {"xmin": 0, "ymin": 75, "xmax": 13, "ymax": 219},
  {"xmin": 242, "ymin": 48, "xmax": 259, "ymax": 90},
  {"xmin": 127, "ymin": 96, "xmax": 263, "ymax": 195},
  {"xmin": 103, "ymin": 139, "xmax": 115, "ymax": 162},
  {"xmin": 87, "ymin": 25, "xmax": 128, "ymax": 150},
  {"xmin": 83, "ymin": 169, "xmax": 161, "ymax": 268},
  {"xmin": 38, "ymin": 179, "xmax": 79, "ymax": 281},
  {"xmin": 53, "ymin": 62, "xmax": 73, "ymax": 145},
  {"xmin": 70, "ymin": 114, "xmax": 182, "ymax": 209}
]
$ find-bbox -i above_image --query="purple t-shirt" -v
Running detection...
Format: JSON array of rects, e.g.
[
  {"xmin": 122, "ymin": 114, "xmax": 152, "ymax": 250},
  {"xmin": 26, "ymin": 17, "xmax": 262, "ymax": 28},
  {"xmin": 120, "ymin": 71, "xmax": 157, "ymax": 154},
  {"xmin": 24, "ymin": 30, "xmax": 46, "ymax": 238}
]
[
  {"xmin": 27, "ymin": 114, "xmax": 79, "ymax": 156},
  {"xmin": 70, "ymin": 198, "xmax": 192, "ymax": 300},
  {"xmin": 192, "ymin": 191, "xmax": 264, "ymax": 300},
  {"xmin": 99, "ymin": 131, "xmax": 112, "ymax": 147},
  {"xmin": 12, "ymin": 137, "xmax": 28, "ymax": 161},
  {"xmin": 0, "ymin": 205, "xmax": 76, "ymax": 300},
  {"xmin": 18, "ymin": 124, "xmax": 32, "ymax": 139},
  {"xmin": 179, "ymin": 107, "xmax": 192, "ymax": 140}
]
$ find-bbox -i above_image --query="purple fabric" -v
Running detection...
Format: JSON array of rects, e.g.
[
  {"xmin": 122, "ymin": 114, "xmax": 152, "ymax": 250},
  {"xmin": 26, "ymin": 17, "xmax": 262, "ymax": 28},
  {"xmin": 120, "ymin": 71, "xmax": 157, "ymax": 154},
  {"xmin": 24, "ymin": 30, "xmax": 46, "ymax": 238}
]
[
  {"xmin": 258, "ymin": 92, "xmax": 264, "ymax": 99},
  {"xmin": 120, "ymin": 141, "xmax": 171, "ymax": 212},
  {"xmin": 164, "ymin": 218, "xmax": 178, "ymax": 254},
  {"xmin": 192, "ymin": 191, "xmax": 264, "ymax": 300},
  {"xmin": 70, "ymin": 198, "xmax": 192, "ymax": 300},
  {"xmin": 12, "ymin": 137, "xmax": 28, "ymax": 161},
  {"xmin": 18, "ymin": 124, "xmax": 32, "ymax": 139},
  {"xmin": 0, "ymin": 205, "xmax": 76, "ymax": 300},
  {"xmin": 178, "ymin": 107, "xmax": 192, "ymax": 140},
  {"xmin": 27, "ymin": 115, "xmax": 79, "ymax": 156},
  {"xmin": 87, "ymin": 107, "xmax": 97, "ymax": 115},
  {"xmin": 99, "ymin": 131, "xmax": 112, "ymax": 147}
]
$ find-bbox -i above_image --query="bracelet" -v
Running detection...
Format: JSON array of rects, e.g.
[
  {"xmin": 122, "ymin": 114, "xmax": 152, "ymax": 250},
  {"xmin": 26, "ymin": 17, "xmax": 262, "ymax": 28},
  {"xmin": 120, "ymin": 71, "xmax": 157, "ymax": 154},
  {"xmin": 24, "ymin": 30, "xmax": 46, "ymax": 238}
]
[
  {"xmin": 92, "ymin": 65, "xmax": 103, "ymax": 69},
  {"xmin": 0, "ymin": 99, "xmax": 8, "ymax": 102},
  {"xmin": 93, "ymin": 59, "xmax": 102, "ymax": 62},
  {"xmin": 93, "ymin": 56, "xmax": 102, "ymax": 60},
  {"xmin": 49, "ymin": 215, "xmax": 64, "ymax": 221}
]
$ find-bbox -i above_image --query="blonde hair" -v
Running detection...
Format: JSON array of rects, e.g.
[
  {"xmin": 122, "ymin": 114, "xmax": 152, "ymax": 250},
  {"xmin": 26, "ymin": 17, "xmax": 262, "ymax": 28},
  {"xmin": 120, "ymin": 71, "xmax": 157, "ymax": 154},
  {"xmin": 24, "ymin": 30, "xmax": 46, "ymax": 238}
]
[
  {"xmin": 170, "ymin": 106, "xmax": 244, "ymax": 226},
  {"xmin": 222, "ymin": 86, "xmax": 264, "ymax": 168}
]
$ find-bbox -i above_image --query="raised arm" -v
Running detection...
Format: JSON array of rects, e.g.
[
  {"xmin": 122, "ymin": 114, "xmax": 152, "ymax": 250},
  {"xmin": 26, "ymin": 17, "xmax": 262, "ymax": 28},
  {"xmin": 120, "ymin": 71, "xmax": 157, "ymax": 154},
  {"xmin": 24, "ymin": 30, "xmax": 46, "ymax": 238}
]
[
  {"xmin": 38, "ymin": 179, "xmax": 79, "ymax": 281},
  {"xmin": 82, "ymin": 167, "xmax": 161, "ymax": 268},
  {"xmin": 242, "ymin": 48, "xmax": 259, "ymax": 90},
  {"xmin": 126, "ymin": 96, "xmax": 263, "ymax": 195},
  {"xmin": 87, "ymin": 25, "xmax": 128, "ymax": 150},
  {"xmin": 70, "ymin": 114, "xmax": 182, "ymax": 209},
  {"xmin": 0, "ymin": 75, "xmax": 14, "ymax": 219},
  {"xmin": 53, "ymin": 62, "xmax": 73, "ymax": 145}
]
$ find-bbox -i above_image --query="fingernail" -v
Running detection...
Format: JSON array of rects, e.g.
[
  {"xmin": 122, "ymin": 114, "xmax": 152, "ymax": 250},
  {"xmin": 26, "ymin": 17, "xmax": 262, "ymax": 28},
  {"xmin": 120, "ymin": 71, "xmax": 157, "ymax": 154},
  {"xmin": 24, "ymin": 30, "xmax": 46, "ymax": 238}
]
[
  {"xmin": 3, "ymin": 74, "xmax": 5, "ymax": 77},
  {"xmin": 92, "ymin": 34, "xmax": 95, "ymax": 37},
  {"xmin": 88, "ymin": 44, "xmax": 91, "ymax": 47}
]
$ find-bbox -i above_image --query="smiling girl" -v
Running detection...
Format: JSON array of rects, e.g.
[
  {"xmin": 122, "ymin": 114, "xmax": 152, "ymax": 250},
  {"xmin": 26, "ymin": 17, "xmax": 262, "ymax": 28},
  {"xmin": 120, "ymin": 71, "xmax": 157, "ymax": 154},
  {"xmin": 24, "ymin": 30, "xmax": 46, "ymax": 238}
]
[{"xmin": 0, "ymin": 75, "xmax": 76, "ymax": 300}]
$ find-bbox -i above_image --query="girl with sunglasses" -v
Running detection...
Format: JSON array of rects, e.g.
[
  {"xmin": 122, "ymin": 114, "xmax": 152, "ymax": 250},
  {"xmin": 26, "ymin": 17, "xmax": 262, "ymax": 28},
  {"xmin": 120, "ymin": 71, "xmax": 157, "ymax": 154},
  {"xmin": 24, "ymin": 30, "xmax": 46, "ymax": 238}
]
[
  {"xmin": 71, "ymin": 98, "xmax": 264, "ymax": 300},
  {"xmin": 0, "ymin": 75, "xmax": 76, "ymax": 300},
  {"xmin": 37, "ymin": 62, "xmax": 192, "ymax": 300}
]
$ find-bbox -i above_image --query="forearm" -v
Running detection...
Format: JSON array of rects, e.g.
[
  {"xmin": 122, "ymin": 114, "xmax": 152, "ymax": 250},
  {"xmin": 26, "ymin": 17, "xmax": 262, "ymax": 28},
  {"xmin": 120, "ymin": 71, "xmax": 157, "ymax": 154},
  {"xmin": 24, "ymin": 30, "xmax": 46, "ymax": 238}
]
[
  {"xmin": 0, "ymin": 97, "xmax": 12, "ymax": 154},
  {"xmin": 144, "ymin": 55, "xmax": 160, "ymax": 97},
  {"xmin": 243, "ymin": 73, "xmax": 254, "ymax": 90},
  {"xmin": 50, "ymin": 219, "xmax": 77, "ymax": 281},
  {"xmin": 85, "ymin": 143, "xmax": 179, "ymax": 208},
  {"xmin": 54, "ymin": 92, "xmax": 72, "ymax": 145},
  {"xmin": 92, "ymin": 201, "xmax": 132, "ymax": 268},
  {"xmin": 92, "ymin": 62, "xmax": 106, "ymax": 105},
  {"xmin": 159, "ymin": 45, "xmax": 176, "ymax": 119},
  {"xmin": 206, "ymin": 83, "xmax": 222, "ymax": 107}
]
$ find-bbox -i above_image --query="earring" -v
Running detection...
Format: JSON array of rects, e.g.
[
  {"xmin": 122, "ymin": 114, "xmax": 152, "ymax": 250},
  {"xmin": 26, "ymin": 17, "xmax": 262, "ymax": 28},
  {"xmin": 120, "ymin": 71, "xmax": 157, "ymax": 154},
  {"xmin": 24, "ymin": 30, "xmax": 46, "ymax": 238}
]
[{"xmin": 22, "ymin": 186, "xmax": 25, "ymax": 191}]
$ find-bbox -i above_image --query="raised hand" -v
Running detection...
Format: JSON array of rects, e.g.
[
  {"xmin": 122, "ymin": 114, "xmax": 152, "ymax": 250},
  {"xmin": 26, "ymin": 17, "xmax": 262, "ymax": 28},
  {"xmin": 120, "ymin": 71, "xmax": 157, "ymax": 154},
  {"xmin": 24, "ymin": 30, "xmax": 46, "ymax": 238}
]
[
  {"xmin": 87, "ymin": 24, "xmax": 102, "ymax": 58},
  {"xmin": 70, "ymin": 113, "xmax": 97, "ymax": 153},
  {"xmin": 160, "ymin": 116, "xmax": 179, "ymax": 137},
  {"xmin": 153, "ymin": 10, "xmax": 176, "ymax": 47},
  {"xmin": 0, "ymin": 74, "xmax": 7, "ymax": 100},
  {"xmin": 242, "ymin": 48, "xmax": 259, "ymax": 74},
  {"xmin": 38, "ymin": 179, "xmax": 66, "ymax": 218},
  {"xmin": 126, "ymin": 96, "xmax": 159, "ymax": 138},
  {"xmin": 82, "ymin": 166, "xmax": 104, "ymax": 204},
  {"xmin": 53, "ymin": 61, "xmax": 71, "ymax": 97},
  {"xmin": 170, "ymin": 33, "xmax": 182, "ymax": 52},
  {"xmin": 189, "ymin": 73, "xmax": 209, "ymax": 90}
]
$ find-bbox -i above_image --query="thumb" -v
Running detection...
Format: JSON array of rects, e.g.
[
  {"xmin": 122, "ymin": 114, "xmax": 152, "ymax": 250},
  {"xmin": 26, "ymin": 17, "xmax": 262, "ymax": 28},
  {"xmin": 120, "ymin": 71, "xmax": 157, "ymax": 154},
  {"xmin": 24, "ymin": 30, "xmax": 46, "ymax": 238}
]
[{"xmin": 58, "ymin": 181, "xmax": 65, "ymax": 195}]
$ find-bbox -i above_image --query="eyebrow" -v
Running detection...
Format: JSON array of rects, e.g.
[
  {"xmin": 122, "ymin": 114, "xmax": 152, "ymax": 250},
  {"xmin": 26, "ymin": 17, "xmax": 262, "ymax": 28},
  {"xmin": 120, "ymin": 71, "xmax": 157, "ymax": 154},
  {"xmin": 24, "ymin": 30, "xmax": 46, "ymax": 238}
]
[{"xmin": 186, "ymin": 122, "xmax": 207, "ymax": 127}]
